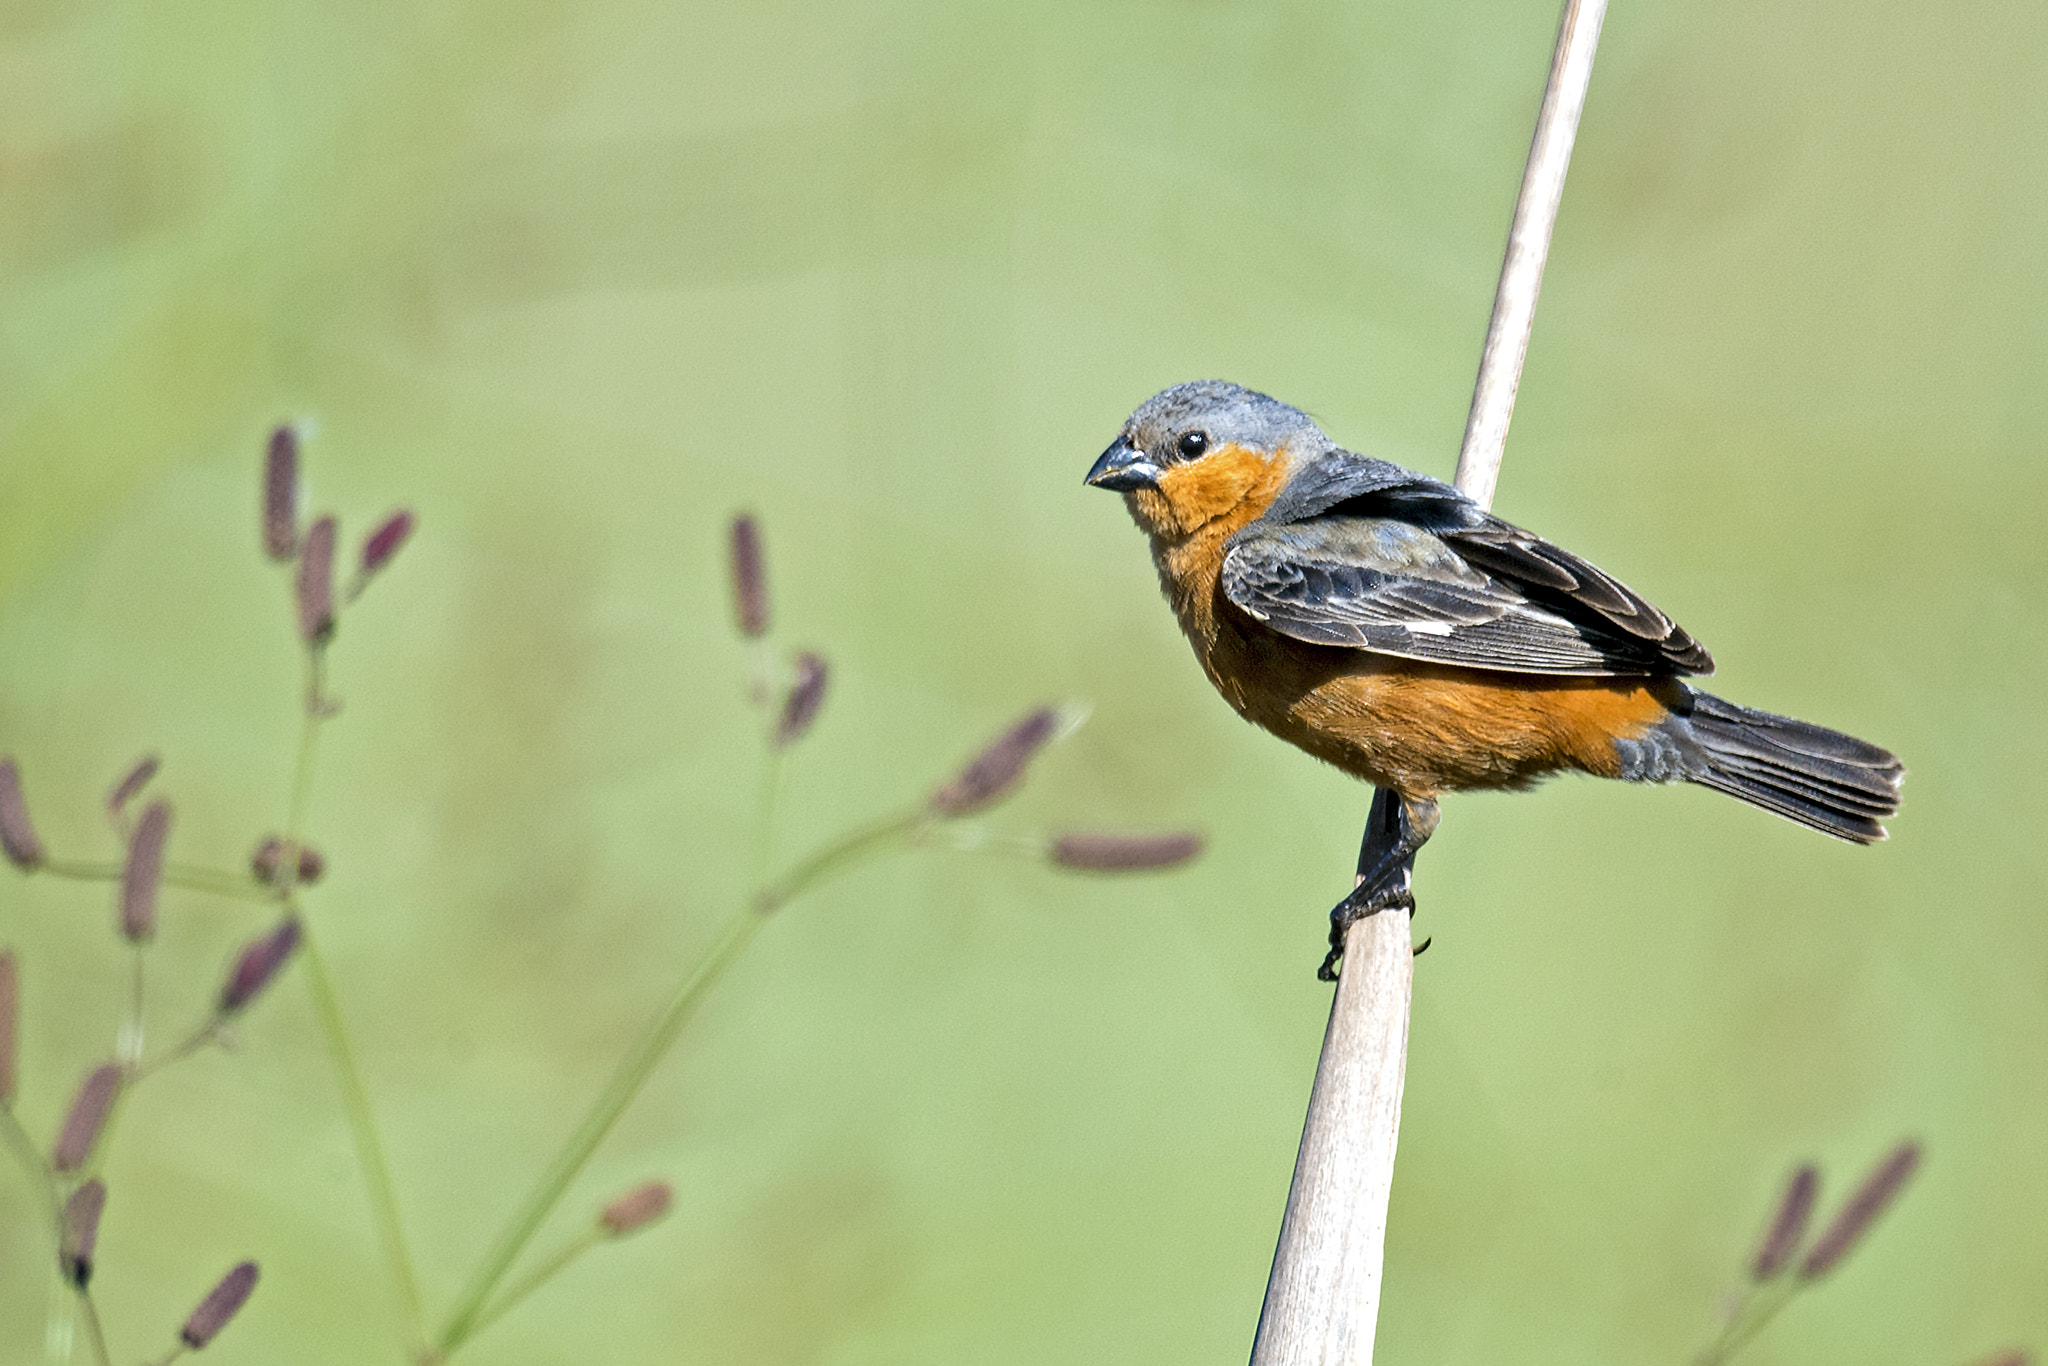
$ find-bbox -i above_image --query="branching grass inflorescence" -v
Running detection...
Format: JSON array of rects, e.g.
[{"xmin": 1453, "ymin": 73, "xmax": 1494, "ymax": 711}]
[
  {"xmin": 1696, "ymin": 1140, "xmax": 1940, "ymax": 1365},
  {"xmin": 0, "ymin": 427, "xmax": 1203, "ymax": 1363}
]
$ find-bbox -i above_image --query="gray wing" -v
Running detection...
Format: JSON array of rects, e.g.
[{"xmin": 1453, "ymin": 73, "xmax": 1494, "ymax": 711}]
[{"xmin": 1220, "ymin": 513, "xmax": 1713, "ymax": 677}]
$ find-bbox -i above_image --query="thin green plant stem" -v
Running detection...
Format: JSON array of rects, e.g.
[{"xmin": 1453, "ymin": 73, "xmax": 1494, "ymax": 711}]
[
  {"xmin": 277, "ymin": 640, "xmax": 426, "ymax": 1351},
  {"xmin": 917, "ymin": 824, "xmax": 1046, "ymax": 860},
  {"xmin": 77, "ymin": 944, "xmax": 154, "ymax": 1170},
  {"xmin": 126, "ymin": 1021, "xmax": 223, "ymax": 1086},
  {"xmin": 5, "ymin": 1094, "xmax": 109, "ymax": 1366},
  {"xmin": 119, "ymin": 948, "xmax": 146, "ymax": 1067},
  {"xmin": 285, "ymin": 647, "xmax": 328, "ymax": 843},
  {"xmin": 37, "ymin": 859, "xmax": 277, "ymax": 905},
  {"xmin": 436, "ymin": 903, "xmax": 765, "ymax": 1352},
  {"xmin": 73, "ymin": 1290, "xmax": 111, "ymax": 1366},
  {"xmin": 436, "ymin": 801, "xmax": 929, "ymax": 1353},
  {"xmin": 299, "ymin": 924, "xmax": 425, "ymax": 1349},
  {"xmin": 756, "ymin": 808, "xmax": 927, "ymax": 913},
  {"xmin": 0, "ymin": 1105, "xmax": 59, "ymax": 1230},
  {"xmin": 745, "ymin": 637, "xmax": 775, "ymax": 713},
  {"xmin": 462, "ymin": 1227, "xmax": 604, "ymax": 1343},
  {"xmin": 1694, "ymin": 1281, "xmax": 1800, "ymax": 1366},
  {"xmin": 43, "ymin": 1270, "xmax": 70, "ymax": 1366}
]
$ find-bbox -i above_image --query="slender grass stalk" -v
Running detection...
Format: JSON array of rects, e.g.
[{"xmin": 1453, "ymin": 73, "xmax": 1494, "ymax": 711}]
[
  {"xmin": 299, "ymin": 924, "xmax": 424, "ymax": 1350},
  {"xmin": 437, "ymin": 807, "xmax": 930, "ymax": 1354},
  {"xmin": 5, "ymin": 1025, "xmax": 99, "ymax": 1366},
  {"xmin": 44, "ymin": 1269, "xmax": 72, "ymax": 1366},
  {"xmin": 1693, "ymin": 1282, "xmax": 1799, "ymax": 1366},
  {"xmin": 755, "ymin": 809, "xmax": 926, "ymax": 913},
  {"xmin": 0, "ymin": 1105, "xmax": 60, "ymax": 1229},
  {"xmin": 435, "ymin": 903, "xmax": 764, "ymax": 1352},
  {"xmin": 119, "ymin": 949, "xmax": 146, "ymax": 1067},
  {"xmin": 1251, "ymin": 3, "xmax": 1607, "ymax": 1361},
  {"xmin": 285, "ymin": 649, "xmax": 328, "ymax": 840},
  {"xmin": 126, "ymin": 1023, "xmax": 224, "ymax": 1086},
  {"xmin": 462, "ymin": 1228, "xmax": 604, "ymax": 1343},
  {"xmin": 37, "ymin": 859, "xmax": 278, "ymax": 905},
  {"xmin": 280, "ymin": 641, "xmax": 425, "ymax": 1352},
  {"xmin": 73, "ymin": 1290, "xmax": 112, "ymax": 1366}
]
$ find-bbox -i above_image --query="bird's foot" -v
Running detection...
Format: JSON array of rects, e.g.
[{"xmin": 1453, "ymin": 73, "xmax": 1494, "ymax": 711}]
[
  {"xmin": 1317, "ymin": 880, "xmax": 1416, "ymax": 982},
  {"xmin": 1317, "ymin": 788, "xmax": 1438, "ymax": 981}
]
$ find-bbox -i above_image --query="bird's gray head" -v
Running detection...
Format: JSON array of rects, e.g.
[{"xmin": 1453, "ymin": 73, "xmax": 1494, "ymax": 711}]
[
  {"xmin": 1085, "ymin": 380, "xmax": 1328, "ymax": 539},
  {"xmin": 1087, "ymin": 380, "xmax": 1322, "ymax": 492}
]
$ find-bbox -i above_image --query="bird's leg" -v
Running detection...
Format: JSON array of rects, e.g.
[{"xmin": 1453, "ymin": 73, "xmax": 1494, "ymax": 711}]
[{"xmin": 1317, "ymin": 789, "xmax": 1439, "ymax": 982}]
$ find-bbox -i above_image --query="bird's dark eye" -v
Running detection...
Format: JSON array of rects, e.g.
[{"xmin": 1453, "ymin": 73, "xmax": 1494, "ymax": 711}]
[{"xmin": 1176, "ymin": 430, "xmax": 1209, "ymax": 459}]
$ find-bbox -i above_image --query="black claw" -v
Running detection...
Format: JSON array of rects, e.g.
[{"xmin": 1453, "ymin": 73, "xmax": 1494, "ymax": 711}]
[
  {"xmin": 1319, "ymin": 788, "xmax": 1439, "ymax": 980},
  {"xmin": 1317, "ymin": 882, "xmax": 1417, "ymax": 980}
]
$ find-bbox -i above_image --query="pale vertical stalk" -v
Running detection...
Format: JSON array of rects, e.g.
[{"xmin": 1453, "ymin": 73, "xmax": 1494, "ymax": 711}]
[
  {"xmin": 1249, "ymin": 3, "xmax": 1607, "ymax": 1362},
  {"xmin": 1250, "ymin": 911, "xmax": 1412, "ymax": 1364},
  {"xmin": 1453, "ymin": 0, "xmax": 1608, "ymax": 508}
]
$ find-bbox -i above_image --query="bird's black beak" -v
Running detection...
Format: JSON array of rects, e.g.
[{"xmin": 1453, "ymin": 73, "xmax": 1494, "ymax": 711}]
[{"xmin": 1085, "ymin": 435, "xmax": 1162, "ymax": 492}]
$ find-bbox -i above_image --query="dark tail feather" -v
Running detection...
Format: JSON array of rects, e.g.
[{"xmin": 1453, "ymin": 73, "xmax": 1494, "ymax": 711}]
[{"xmin": 1678, "ymin": 693, "xmax": 1904, "ymax": 844}]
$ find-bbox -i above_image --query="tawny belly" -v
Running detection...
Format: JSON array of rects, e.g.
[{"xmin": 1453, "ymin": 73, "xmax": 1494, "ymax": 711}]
[{"xmin": 1204, "ymin": 628, "xmax": 1680, "ymax": 795}]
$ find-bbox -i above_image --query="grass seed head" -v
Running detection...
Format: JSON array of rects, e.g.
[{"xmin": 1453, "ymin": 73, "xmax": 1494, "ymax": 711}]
[
  {"xmin": 930, "ymin": 707, "xmax": 1061, "ymax": 817},
  {"xmin": 297, "ymin": 516, "xmax": 338, "ymax": 643},
  {"xmin": 263, "ymin": 425, "xmax": 299, "ymax": 561},
  {"xmin": 1050, "ymin": 831, "xmax": 1204, "ymax": 872},
  {"xmin": 52, "ymin": 1063, "xmax": 122, "ymax": 1173},
  {"xmin": 1799, "ymin": 1141, "xmax": 1922, "ymax": 1279},
  {"xmin": 180, "ymin": 1261, "xmax": 259, "ymax": 1349},
  {"xmin": 0, "ymin": 759, "xmax": 44, "ymax": 870},
  {"xmin": 729, "ymin": 514, "xmax": 769, "ymax": 638},
  {"xmin": 121, "ymin": 801, "xmax": 171, "ymax": 943}
]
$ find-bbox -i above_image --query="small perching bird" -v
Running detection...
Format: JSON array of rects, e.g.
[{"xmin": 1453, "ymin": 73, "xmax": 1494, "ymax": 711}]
[{"xmin": 1087, "ymin": 380, "xmax": 1902, "ymax": 967}]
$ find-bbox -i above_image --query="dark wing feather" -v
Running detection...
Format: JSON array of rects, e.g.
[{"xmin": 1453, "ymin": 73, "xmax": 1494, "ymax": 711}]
[
  {"xmin": 1438, "ymin": 521, "xmax": 1706, "ymax": 662},
  {"xmin": 1221, "ymin": 512, "xmax": 1713, "ymax": 677}
]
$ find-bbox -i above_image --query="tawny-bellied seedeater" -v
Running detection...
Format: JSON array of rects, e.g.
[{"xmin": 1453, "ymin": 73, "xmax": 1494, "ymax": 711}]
[{"xmin": 1088, "ymin": 380, "xmax": 1902, "ymax": 973}]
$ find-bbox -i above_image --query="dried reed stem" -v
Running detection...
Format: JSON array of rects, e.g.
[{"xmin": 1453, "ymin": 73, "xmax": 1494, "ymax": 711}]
[
  {"xmin": 1250, "ymin": 3, "xmax": 1607, "ymax": 1361},
  {"xmin": 1452, "ymin": 0, "xmax": 1608, "ymax": 508}
]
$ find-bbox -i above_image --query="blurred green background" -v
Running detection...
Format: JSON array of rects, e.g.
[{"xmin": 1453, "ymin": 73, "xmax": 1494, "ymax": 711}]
[{"xmin": 1, "ymin": 0, "xmax": 2043, "ymax": 1361}]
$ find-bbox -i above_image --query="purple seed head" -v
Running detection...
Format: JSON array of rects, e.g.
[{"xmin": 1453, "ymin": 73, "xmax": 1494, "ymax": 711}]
[
  {"xmin": 263, "ymin": 425, "xmax": 299, "ymax": 561},
  {"xmin": 1750, "ymin": 1164, "xmax": 1819, "ymax": 1281},
  {"xmin": 0, "ymin": 759, "xmax": 44, "ymax": 871},
  {"xmin": 930, "ymin": 707, "xmax": 1061, "ymax": 817},
  {"xmin": 297, "ymin": 516, "xmax": 337, "ymax": 643},
  {"xmin": 60, "ymin": 1178, "xmax": 106, "ymax": 1287},
  {"xmin": 774, "ymin": 653, "xmax": 829, "ymax": 748},
  {"xmin": 729, "ymin": 515, "xmax": 769, "ymax": 639},
  {"xmin": 360, "ymin": 509, "xmax": 415, "ymax": 578},
  {"xmin": 600, "ymin": 1180, "xmax": 674, "ymax": 1236},
  {"xmin": 121, "ymin": 801, "xmax": 170, "ymax": 943},
  {"xmin": 1050, "ymin": 831, "xmax": 1205, "ymax": 872},
  {"xmin": 220, "ymin": 917, "xmax": 303, "ymax": 1014},
  {"xmin": 180, "ymin": 1261, "xmax": 259, "ymax": 1349},
  {"xmin": 250, "ymin": 837, "xmax": 285, "ymax": 884},
  {"xmin": 107, "ymin": 753, "xmax": 160, "ymax": 818},
  {"xmin": 52, "ymin": 1063, "xmax": 122, "ymax": 1173},
  {"xmin": 1799, "ymin": 1141, "xmax": 1922, "ymax": 1279},
  {"xmin": 251, "ymin": 837, "xmax": 323, "ymax": 888}
]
